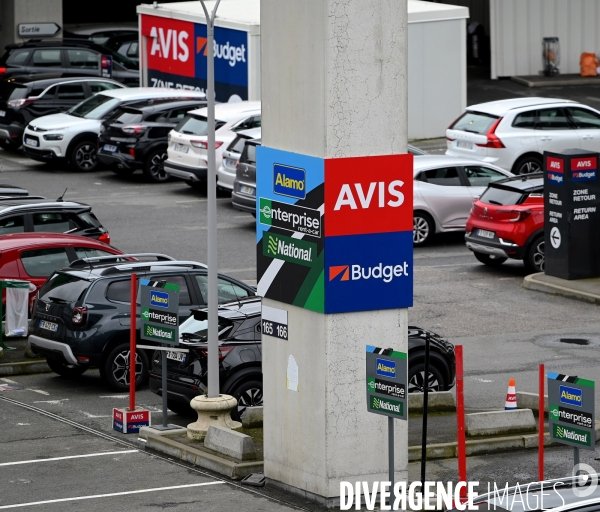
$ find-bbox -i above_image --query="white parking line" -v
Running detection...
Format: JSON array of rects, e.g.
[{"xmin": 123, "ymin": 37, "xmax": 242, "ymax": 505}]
[
  {"xmin": 99, "ymin": 394, "xmax": 128, "ymax": 398},
  {"xmin": 26, "ymin": 389, "xmax": 49, "ymax": 396},
  {"xmin": 0, "ymin": 481, "xmax": 225, "ymax": 509},
  {"xmin": 0, "ymin": 450, "xmax": 138, "ymax": 467},
  {"xmin": 0, "ymin": 378, "xmax": 19, "ymax": 384}
]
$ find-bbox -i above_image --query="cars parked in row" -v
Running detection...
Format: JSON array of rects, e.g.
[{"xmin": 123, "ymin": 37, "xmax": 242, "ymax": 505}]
[
  {"xmin": 97, "ymin": 99, "xmax": 206, "ymax": 182},
  {"xmin": 465, "ymin": 174, "xmax": 545, "ymax": 273},
  {"xmin": 22, "ymin": 88, "xmax": 206, "ymax": 172},
  {"xmin": 29, "ymin": 254, "xmax": 256, "ymax": 391},
  {"xmin": 446, "ymin": 97, "xmax": 600, "ymax": 175},
  {"xmin": 217, "ymin": 127, "xmax": 260, "ymax": 191},
  {"xmin": 0, "ymin": 74, "xmax": 125, "ymax": 151}
]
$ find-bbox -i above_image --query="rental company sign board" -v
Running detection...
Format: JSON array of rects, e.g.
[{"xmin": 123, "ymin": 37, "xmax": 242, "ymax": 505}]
[
  {"xmin": 365, "ymin": 346, "xmax": 407, "ymax": 421},
  {"xmin": 547, "ymin": 371, "xmax": 595, "ymax": 450},
  {"xmin": 140, "ymin": 279, "xmax": 180, "ymax": 345},
  {"xmin": 256, "ymin": 147, "xmax": 414, "ymax": 314}
]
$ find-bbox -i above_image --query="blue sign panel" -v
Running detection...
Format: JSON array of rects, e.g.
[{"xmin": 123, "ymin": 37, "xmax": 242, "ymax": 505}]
[
  {"xmin": 560, "ymin": 385, "xmax": 583, "ymax": 407},
  {"xmin": 376, "ymin": 358, "xmax": 396, "ymax": 378},
  {"xmin": 273, "ymin": 164, "xmax": 306, "ymax": 199},
  {"xmin": 150, "ymin": 290, "xmax": 169, "ymax": 309},
  {"xmin": 572, "ymin": 170, "xmax": 597, "ymax": 182}
]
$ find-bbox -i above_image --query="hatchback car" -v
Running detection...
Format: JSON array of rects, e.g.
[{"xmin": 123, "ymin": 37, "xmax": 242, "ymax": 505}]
[
  {"xmin": 217, "ymin": 127, "xmax": 261, "ymax": 191},
  {"xmin": 22, "ymin": 88, "xmax": 206, "ymax": 172},
  {"xmin": 465, "ymin": 174, "xmax": 544, "ymax": 273},
  {"xmin": 231, "ymin": 136, "xmax": 260, "ymax": 214},
  {"xmin": 446, "ymin": 97, "xmax": 600, "ymax": 175},
  {"xmin": 0, "ymin": 74, "xmax": 124, "ymax": 151}
]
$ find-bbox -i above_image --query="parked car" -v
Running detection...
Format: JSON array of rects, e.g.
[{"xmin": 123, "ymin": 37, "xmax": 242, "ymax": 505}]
[
  {"xmin": 102, "ymin": 35, "xmax": 139, "ymax": 66},
  {"xmin": 29, "ymin": 254, "xmax": 256, "ymax": 391},
  {"xmin": 63, "ymin": 23, "xmax": 138, "ymax": 45},
  {"xmin": 150, "ymin": 301, "xmax": 455, "ymax": 420},
  {"xmin": 22, "ymin": 88, "xmax": 206, "ymax": 172},
  {"xmin": 0, "ymin": 185, "xmax": 29, "ymax": 196},
  {"xmin": 446, "ymin": 97, "xmax": 600, "ymax": 175},
  {"xmin": 97, "ymin": 99, "xmax": 206, "ymax": 182},
  {"xmin": 164, "ymin": 101, "xmax": 261, "ymax": 186},
  {"xmin": 465, "ymin": 174, "xmax": 544, "ymax": 273},
  {"xmin": 217, "ymin": 127, "xmax": 261, "ymax": 192},
  {"xmin": 231, "ymin": 136, "xmax": 260, "ymax": 214},
  {"xmin": 0, "ymin": 39, "xmax": 139, "ymax": 85},
  {"xmin": 0, "ymin": 74, "xmax": 125, "ymax": 151}
]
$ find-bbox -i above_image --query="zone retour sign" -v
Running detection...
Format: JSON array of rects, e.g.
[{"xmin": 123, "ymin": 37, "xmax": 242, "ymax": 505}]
[
  {"xmin": 547, "ymin": 371, "xmax": 595, "ymax": 449},
  {"xmin": 140, "ymin": 279, "xmax": 180, "ymax": 345},
  {"xmin": 256, "ymin": 146, "xmax": 413, "ymax": 314},
  {"xmin": 365, "ymin": 346, "xmax": 407, "ymax": 420}
]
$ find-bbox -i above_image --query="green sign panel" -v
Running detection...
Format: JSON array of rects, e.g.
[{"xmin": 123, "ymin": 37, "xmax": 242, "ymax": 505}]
[
  {"xmin": 366, "ymin": 346, "xmax": 407, "ymax": 421},
  {"xmin": 369, "ymin": 395, "xmax": 404, "ymax": 417},
  {"xmin": 552, "ymin": 423, "xmax": 592, "ymax": 448},
  {"xmin": 263, "ymin": 231, "xmax": 317, "ymax": 267},
  {"xmin": 140, "ymin": 279, "xmax": 180, "ymax": 345}
]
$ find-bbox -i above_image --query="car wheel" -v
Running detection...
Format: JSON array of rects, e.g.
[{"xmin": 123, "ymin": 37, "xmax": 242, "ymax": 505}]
[
  {"xmin": 102, "ymin": 343, "xmax": 149, "ymax": 392},
  {"xmin": 0, "ymin": 139, "xmax": 20, "ymax": 152},
  {"xmin": 70, "ymin": 140, "xmax": 98, "ymax": 172},
  {"xmin": 413, "ymin": 212, "xmax": 434, "ymax": 246},
  {"xmin": 46, "ymin": 357, "xmax": 87, "ymax": 378},
  {"xmin": 143, "ymin": 149, "xmax": 170, "ymax": 183},
  {"xmin": 525, "ymin": 236, "xmax": 544, "ymax": 273},
  {"xmin": 473, "ymin": 252, "xmax": 507, "ymax": 267},
  {"xmin": 408, "ymin": 363, "xmax": 445, "ymax": 393},
  {"xmin": 167, "ymin": 399, "xmax": 195, "ymax": 417},
  {"xmin": 231, "ymin": 379, "xmax": 263, "ymax": 422},
  {"xmin": 513, "ymin": 155, "xmax": 542, "ymax": 175}
]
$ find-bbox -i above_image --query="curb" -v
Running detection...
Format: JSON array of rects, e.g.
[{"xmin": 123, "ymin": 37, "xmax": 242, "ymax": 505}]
[
  {"xmin": 523, "ymin": 274, "xmax": 600, "ymax": 304},
  {"xmin": 0, "ymin": 359, "xmax": 51, "ymax": 376}
]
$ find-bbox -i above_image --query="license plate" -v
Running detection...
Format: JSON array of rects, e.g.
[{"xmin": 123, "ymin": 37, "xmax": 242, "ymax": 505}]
[
  {"xmin": 103, "ymin": 144, "xmax": 117, "ymax": 152},
  {"xmin": 477, "ymin": 229, "xmax": 495, "ymax": 239},
  {"xmin": 39, "ymin": 320, "xmax": 58, "ymax": 332},
  {"xmin": 166, "ymin": 351, "xmax": 185, "ymax": 362},
  {"xmin": 174, "ymin": 143, "xmax": 189, "ymax": 153},
  {"xmin": 456, "ymin": 140, "xmax": 473, "ymax": 150},
  {"xmin": 225, "ymin": 158, "xmax": 236, "ymax": 168},
  {"xmin": 0, "ymin": 111, "xmax": 5, "ymax": 117},
  {"xmin": 240, "ymin": 185, "xmax": 255, "ymax": 195},
  {"xmin": 25, "ymin": 137, "xmax": 38, "ymax": 147}
]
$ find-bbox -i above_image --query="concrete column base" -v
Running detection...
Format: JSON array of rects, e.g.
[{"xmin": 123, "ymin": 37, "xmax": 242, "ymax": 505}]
[{"xmin": 187, "ymin": 394, "xmax": 241, "ymax": 441}]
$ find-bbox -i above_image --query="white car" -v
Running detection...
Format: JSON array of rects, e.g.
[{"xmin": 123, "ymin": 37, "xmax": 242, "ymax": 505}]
[
  {"xmin": 164, "ymin": 101, "xmax": 260, "ymax": 186},
  {"xmin": 446, "ymin": 97, "xmax": 600, "ymax": 175},
  {"xmin": 217, "ymin": 127, "xmax": 261, "ymax": 191},
  {"xmin": 22, "ymin": 88, "xmax": 206, "ymax": 172}
]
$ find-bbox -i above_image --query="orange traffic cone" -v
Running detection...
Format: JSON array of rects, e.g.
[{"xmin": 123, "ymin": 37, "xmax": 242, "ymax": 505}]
[{"xmin": 505, "ymin": 378, "xmax": 517, "ymax": 410}]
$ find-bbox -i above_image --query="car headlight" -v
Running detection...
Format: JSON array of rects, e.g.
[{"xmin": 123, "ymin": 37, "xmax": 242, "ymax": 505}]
[{"xmin": 43, "ymin": 134, "xmax": 64, "ymax": 141}]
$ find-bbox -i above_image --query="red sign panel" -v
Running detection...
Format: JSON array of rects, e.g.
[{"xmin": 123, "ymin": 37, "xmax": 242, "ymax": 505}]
[
  {"xmin": 571, "ymin": 157, "xmax": 597, "ymax": 171},
  {"xmin": 547, "ymin": 156, "xmax": 564, "ymax": 173},
  {"xmin": 324, "ymin": 154, "xmax": 414, "ymax": 237}
]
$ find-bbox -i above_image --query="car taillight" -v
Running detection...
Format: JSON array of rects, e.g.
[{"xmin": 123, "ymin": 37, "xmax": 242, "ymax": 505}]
[
  {"xmin": 7, "ymin": 97, "xmax": 37, "ymax": 108},
  {"xmin": 195, "ymin": 346, "xmax": 234, "ymax": 360},
  {"xmin": 98, "ymin": 232, "xmax": 110, "ymax": 244},
  {"xmin": 72, "ymin": 306, "xmax": 88, "ymax": 325},
  {"xmin": 191, "ymin": 140, "xmax": 224, "ymax": 149},
  {"xmin": 498, "ymin": 209, "xmax": 531, "ymax": 222},
  {"xmin": 129, "ymin": 148, "xmax": 135, "ymax": 158},
  {"xmin": 121, "ymin": 125, "xmax": 145, "ymax": 135},
  {"xmin": 0, "ymin": 68, "xmax": 6, "ymax": 76},
  {"xmin": 476, "ymin": 117, "xmax": 505, "ymax": 149},
  {"xmin": 446, "ymin": 136, "xmax": 455, "ymax": 142}
]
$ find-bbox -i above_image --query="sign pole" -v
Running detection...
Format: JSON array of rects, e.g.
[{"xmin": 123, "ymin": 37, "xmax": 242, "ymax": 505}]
[
  {"xmin": 129, "ymin": 274, "xmax": 137, "ymax": 411},
  {"xmin": 388, "ymin": 416, "xmax": 394, "ymax": 488},
  {"xmin": 455, "ymin": 345, "xmax": 467, "ymax": 499},
  {"xmin": 421, "ymin": 335, "xmax": 430, "ymax": 485},
  {"xmin": 574, "ymin": 447, "xmax": 580, "ymax": 475},
  {"xmin": 162, "ymin": 347, "xmax": 168, "ymax": 428},
  {"xmin": 538, "ymin": 363, "xmax": 545, "ymax": 481}
]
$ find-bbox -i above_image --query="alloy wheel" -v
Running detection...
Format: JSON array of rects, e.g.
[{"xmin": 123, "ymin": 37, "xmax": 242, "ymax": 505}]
[
  {"xmin": 149, "ymin": 152, "xmax": 168, "ymax": 180},
  {"xmin": 408, "ymin": 370, "xmax": 441, "ymax": 393},
  {"xmin": 237, "ymin": 387, "xmax": 263, "ymax": 417},
  {"xmin": 519, "ymin": 160, "xmax": 541, "ymax": 175},
  {"xmin": 75, "ymin": 144, "xmax": 97, "ymax": 170},
  {"xmin": 111, "ymin": 349, "xmax": 144, "ymax": 386},
  {"xmin": 532, "ymin": 239, "xmax": 545, "ymax": 271},
  {"xmin": 413, "ymin": 216, "xmax": 430, "ymax": 244}
]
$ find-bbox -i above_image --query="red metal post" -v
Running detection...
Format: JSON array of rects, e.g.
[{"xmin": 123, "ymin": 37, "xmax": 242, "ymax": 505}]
[
  {"xmin": 456, "ymin": 345, "xmax": 467, "ymax": 498},
  {"xmin": 129, "ymin": 273, "xmax": 137, "ymax": 411},
  {"xmin": 538, "ymin": 363, "xmax": 545, "ymax": 481}
]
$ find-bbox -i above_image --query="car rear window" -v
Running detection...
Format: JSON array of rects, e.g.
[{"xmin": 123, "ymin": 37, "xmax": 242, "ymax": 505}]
[
  {"xmin": 77, "ymin": 212, "xmax": 101, "ymax": 228},
  {"xmin": 4, "ymin": 49, "xmax": 31, "ymax": 66},
  {"xmin": 228, "ymin": 135, "xmax": 249, "ymax": 154},
  {"xmin": 240, "ymin": 143, "xmax": 257, "ymax": 165},
  {"xmin": 479, "ymin": 185, "xmax": 526, "ymax": 206},
  {"xmin": 39, "ymin": 273, "xmax": 91, "ymax": 302},
  {"xmin": 450, "ymin": 111, "xmax": 499, "ymax": 135},
  {"xmin": 0, "ymin": 83, "xmax": 29, "ymax": 102},
  {"xmin": 174, "ymin": 115, "xmax": 209, "ymax": 136}
]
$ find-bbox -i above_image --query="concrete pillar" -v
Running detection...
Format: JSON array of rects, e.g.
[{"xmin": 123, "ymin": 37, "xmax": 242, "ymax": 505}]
[
  {"xmin": 261, "ymin": 0, "xmax": 409, "ymax": 507},
  {"xmin": 0, "ymin": 0, "xmax": 63, "ymax": 52}
]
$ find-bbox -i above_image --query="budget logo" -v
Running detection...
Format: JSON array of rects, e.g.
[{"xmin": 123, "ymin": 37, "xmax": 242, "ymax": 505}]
[
  {"xmin": 328, "ymin": 263, "xmax": 410, "ymax": 284},
  {"xmin": 553, "ymin": 423, "xmax": 591, "ymax": 447},
  {"xmin": 263, "ymin": 232, "xmax": 316, "ymax": 267},
  {"xmin": 560, "ymin": 385, "xmax": 583, "ymax": 407},
  {"xmin": 572, "ymin": 170, "xmax": 597, "ymax": 182},
  {"xmin": 329, "ymin": 265, "xmax": 349, "ymax": 281},
  {"xmin": 370, "ymin": 395, "xmax": 403, "ymax": 417},
  {"xmin": 150, "ymin": 290, "xmax": 169, "ymax": 309},
  {"xmin": 376, "ymin": 358, "xmax": 396, "ymax": 378},
  {"xmin": 273, "ymin": 164, "xmax": 306, "ymax": 199}
]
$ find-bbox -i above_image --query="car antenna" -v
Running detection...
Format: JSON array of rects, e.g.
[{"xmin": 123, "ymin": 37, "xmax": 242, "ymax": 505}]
[{"xmin": 57, "ymin": 188, "xmax": 68, "ymax": 202}]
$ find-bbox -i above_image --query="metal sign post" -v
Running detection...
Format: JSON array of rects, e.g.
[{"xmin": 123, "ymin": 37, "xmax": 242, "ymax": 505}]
[{"xmin": 421, "ymin": 334, "xmax": 431, "ymax": 485}]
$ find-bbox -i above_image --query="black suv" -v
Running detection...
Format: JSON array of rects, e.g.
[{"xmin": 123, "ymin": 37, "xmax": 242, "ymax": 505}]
[
  {"xmin": 0, "ymin": 74, "xmax": 124, "ymax": 151},
  {"xmin": 29, "ymin": 255, "xmax": 256, "ymax": 391},
  {"xmin": 0, "ymin": 39, "xmax": 139, "ymax": 85},
  {"xmin": 97, "ymin": 99, "xmax": 206, "ymax": 182},
  {"xmin": 0, "ymin": 196, "xmax": 110, "ymax": 242}
]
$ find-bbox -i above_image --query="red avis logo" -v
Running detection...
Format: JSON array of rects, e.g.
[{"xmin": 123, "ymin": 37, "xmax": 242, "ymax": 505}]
[
  {"xmin": 571, "ymin": 157, "xmax": 597, "ymax": 171},
  {"xmin": 333, "ymin": 181, "xmax": 404, "ymax": 210},
  {"xmin": 148, "ymin": 26, "xmax": 190, "ymax": 62},
  {"xmin": 142, "ymin": 16, "xmax": 194, "ymax": 77}
]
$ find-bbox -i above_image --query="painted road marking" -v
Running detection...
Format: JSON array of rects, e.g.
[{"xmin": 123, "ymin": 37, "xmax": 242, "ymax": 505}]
[
  {"xmin": 99, "ymin": 395, "xmax": 128, "ymax": 399},
  {"xmin": 33, "ymin": 399, "xmax": 68, "ymax": 404},
  {"xmin": 0, "ymin": 481, "xmax": 225, "ymax": 509},
  {"xmin": 26, "ymin": 389, "xmax": 49, "ymax": 395},
  {"xmin": 0, "ymin": 450, "xmax": 138, "ymax": 467},
  {"xmin": 0, "ymin": 378, "xmax": 19, "ymax": 384}
]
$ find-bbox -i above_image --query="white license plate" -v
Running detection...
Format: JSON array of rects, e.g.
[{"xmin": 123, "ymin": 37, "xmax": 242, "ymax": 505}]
[
  {"xmin": 240, "ymin": 185, "xmax": 255, "ymax": 195},
  {"xmin": 225, "ymin": 158, "xmax": 236, "ymax": 168},
  {"xmin": 0, "ymin": 111, "xmax": 5, "ymax": 117},
  {"xmin": 477, "ymin": 229, "xmax": 495, "ymax": 239},
  {"xmin": 25, "ymin": 137, "xmax": 38, "ymax": 147},
  {"xmin": 39, "ymin": 320, "xmax": 58, "ymax": 332},
  {"xmin": 174, "ymin": 143, "xmax": 189, "ymax": 153},
  {"xmin": 103, "ymin": 144, "xmax": 117, "ymax": 152},
  {"xmin": 456, "ymin": 140, "xmax": 473, "ymax": 150},
  {"xmin": 166, "ymin": 351, "xmax": 185, "ymax": 362}
]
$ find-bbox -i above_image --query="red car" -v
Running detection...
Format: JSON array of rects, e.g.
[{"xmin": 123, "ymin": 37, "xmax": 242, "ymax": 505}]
[
  {"xmin": 0, "ymin": 233, "xmax": 123, "ymax": 304},
  {"xmin": 465, "ymin": 175, "xmax": 545, "ymax": 273}
]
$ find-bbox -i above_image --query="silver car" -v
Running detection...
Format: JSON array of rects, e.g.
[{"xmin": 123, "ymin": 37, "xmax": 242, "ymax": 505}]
[{"xmin": 413, "ymin": 155, "xmax": 513, "ymax": 246}]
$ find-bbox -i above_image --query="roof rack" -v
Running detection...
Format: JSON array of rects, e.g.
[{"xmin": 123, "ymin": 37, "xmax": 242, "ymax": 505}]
[
  {"xmin": 100, "ymin": 260, "xmax": 208, "ymax": 275},
  {"xmin": 69, "ymin": 253, "xmax": 175, "ymax": 268}
]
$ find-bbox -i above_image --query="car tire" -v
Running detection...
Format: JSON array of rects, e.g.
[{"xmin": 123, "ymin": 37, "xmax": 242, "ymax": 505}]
[
  {"xmin": 413, "ymin": 212, "xmax": 434, "ymax": 246},
  {"xmin": 70, "ymin": 140, "xmax": 98, "ymax": 172},
  {"xmin": 408, "ymin": 363, "xmax": 445, "ymax": 393},
  {"xmin": 46, "ymin": 357, "xmax": 87, "ymax": 378},
  {"xmin": 513, "ymin": 155, "xmax": 542, "ymax": 175},
  {"xmin": 231, "ymin": 379, "xmax": 263, "ymax": 422},
  {"xmin": 0, "ymin": 139, "xmax": 20, "ymax": 152},
  {"xmin": 102, "ymin": 343, "xmax": 149, "ymax": 392},
  {"xmin": 525, "ymin": 235, "xmax": 545, "ymax": 274},
  {"xmin": 167, "ymin": 399, "xmax": 195, "ymax": 417},
  {"xmin": 473, "ymin": 252, "xmax": 507, "ymax": 267},
  {"xmin": 143, "ymin": 148, "xmax": 170, "ymax": 183}
]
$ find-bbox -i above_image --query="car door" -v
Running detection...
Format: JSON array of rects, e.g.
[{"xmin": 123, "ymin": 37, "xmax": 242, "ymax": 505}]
[
  {"xmin": 462, "ymin": 165, "xmax": 510, "ymax": 200},
  {"xmin": 25, "ymin": 49, "xmax": 68, "ymax": 75},
  {"xmin": 415, "ymin": 166, "xmax": 473, "ymax": 228},
  {"xmin": 535, "ymin": 107, "xmax": 581, "ymax": 154},
  {"xmin": 565, "ymin": 106, "xmax": 600, "ymax": 152},
  {"xmin": 26, "ymin": 84, "xmax": 61, "ymax": 119},
  {"xmin": 53, "ymin": 82, "xmax": 87, "ymax": 113}
]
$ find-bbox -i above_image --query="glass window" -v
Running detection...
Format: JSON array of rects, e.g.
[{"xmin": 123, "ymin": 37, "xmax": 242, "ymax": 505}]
[
  {"xmin": 74, "ymin": 247, "xmax": 115, "ymax": 260},
  {"xmin": 56, "ymin": 83, "xmax": 86, "ymax": 101},
  {"xmin": 463, "ymin": 166, "xmax": 507, "ymax": 187},
  {"xmin": 89, "ymin": 81, "xmax": 122, "ymax": 94},
  {"xmin": 109, "ymin": 109, "xmax": 143, "ymax": 125},
  {"xmin": 21, "ymin": 248, "xmax": 70, "ymax": 277},
  {"xmin": 195, "ymin": 275, "xmax": 251, "ymax": 304},
  {"xmin": 76, "ymin": 212, "xmax": 101, "ymax": 228},
  {"xmin": 450, "ymin": 111, "xmax": 499, "ymax": 135},
  {"xmin": 33, "ymin": 213, "xmax": 72, "ymax": 233},
  {"xmin": 6, "ymin": 50, "xmax": 31, "ymax": 65},
  {"xmin": 240, "ymin": 143, "xmax": 257, "ymax": 165},
  {"xmin": 152, "ymin": 275, "xmax": 192, "ymax": 306},
  {"xmin": 0, "ymin": 216, "xmax": 25, "ymax": 235},
  {"xmin": 32, "ymin": 49, "xmax": 62, "ymax": 67},
  {"xmin": 39, "ymin": 273, "xmax": 90, "ymax": 301},
  {"xmin": 0, "ymin": 83, "xmax": 28, "ymax": 102},
  {"xmin": 169, "ymin": 106, "xmax": 200, "ymax": 120},
  {"xmin": 39, "ymin": 85, "xmax": 57, "ymax": 99},
  {"xmin": 126, "ymin": 42, "xmax": 139, "ymax": 58},
  {"xmin": 174, "ymin": 115, "xmax": 211, "ymax": 136},
  {"xmin": 233, "ymin": 115, "xmax": 261, "ymax": 132},
  {"xmin": 537, "ymin": 108, "xmax": 571, "ymax": 130},
  {"xmin": 67, "ymin": 49, "xmax": 99, "ymax": 70},
  {"xmin": 512, "ymin": 110, "xmax": 537, "ymax": 129},
  {"xmin": 479, "ymin": 186, "xmax": 525, "ymax": 206},
  {"xmin": 68, "ymin": 93, "xmax": 120, "ymax": 120},
  {"xmin": 229, "ymin": 135, "xmax": 249, "ymax": 154},
  {"xmin": 420, "ymin": 167, "xmax": 462, "ymax": 186},
  {"xmin": 106, "ymin": 279, "xmax": 131, "ymax": 302},
  {"xmin": 567, "ymin": 107, "xmax": 600, "ymax": 129}
]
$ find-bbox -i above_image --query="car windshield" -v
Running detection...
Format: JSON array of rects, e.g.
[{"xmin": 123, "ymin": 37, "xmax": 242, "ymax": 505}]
[
  {"xmin": 38, "ymin": 273, "xmax": 91, "ymax": 302},
  {"xmin": 68, "ymin": 93, "xmax": 120, "ymax": 119},
  {"xmin": 479, "ymin": 185, "xmax": 526, "ymax": 206},
  {"xmin": 451, "ymin": 111, "xmax": 499, "ymax": 134}
]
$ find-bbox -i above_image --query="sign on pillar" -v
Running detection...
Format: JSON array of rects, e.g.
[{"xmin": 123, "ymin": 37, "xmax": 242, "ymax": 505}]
[{"xmin": 366, "ymin": 347, "xmax": 408, "ymax": 420}]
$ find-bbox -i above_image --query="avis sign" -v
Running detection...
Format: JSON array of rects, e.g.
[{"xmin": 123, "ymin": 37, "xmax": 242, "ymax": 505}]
[
  {"xmin": 140, "ymin": 279, "xmax": 180, "ymax": 345},
  {"xmin": 256, "ymin": 146, "xmax": 413, "ymax": 314}
]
